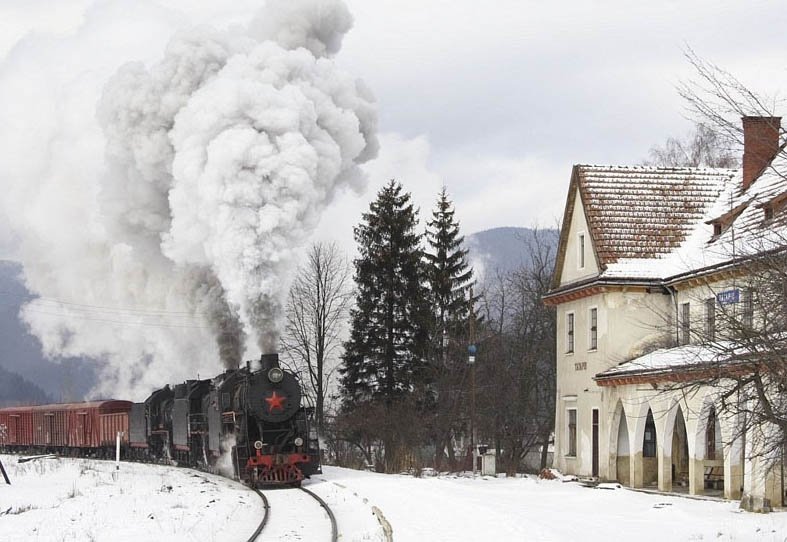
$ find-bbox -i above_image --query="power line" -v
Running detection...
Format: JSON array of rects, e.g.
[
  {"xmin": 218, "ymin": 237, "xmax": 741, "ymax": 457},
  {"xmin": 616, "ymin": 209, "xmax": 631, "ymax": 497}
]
[
  {"xmin": 0, "ymin": 288, "xmax": 209, "ymax": 318},
  {"xmin": 21, "ymin": 307, "xmax": 212, "ymax": 330}
]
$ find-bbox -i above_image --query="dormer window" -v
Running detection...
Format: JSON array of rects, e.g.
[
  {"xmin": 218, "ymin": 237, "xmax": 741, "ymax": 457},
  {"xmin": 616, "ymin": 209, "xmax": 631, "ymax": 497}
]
[
  {"xmin": 706, "ymin": 200, "xmax": 750, "ymax": 240},
  {"xmin": 758, "ymin": 191, "xmax": 787, "ymax": 223}
]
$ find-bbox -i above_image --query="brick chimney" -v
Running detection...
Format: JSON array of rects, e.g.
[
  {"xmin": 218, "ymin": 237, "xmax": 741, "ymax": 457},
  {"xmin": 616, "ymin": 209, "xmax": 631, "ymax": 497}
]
[{"xmin": 742, "ymin": 116, "xmax": 781, "ymax": 191}]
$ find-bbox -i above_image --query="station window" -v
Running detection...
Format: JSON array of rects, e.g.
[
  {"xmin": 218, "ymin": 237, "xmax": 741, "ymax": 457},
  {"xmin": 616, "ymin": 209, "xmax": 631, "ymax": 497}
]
[
  {"xmin": 589, "ymin": 307, "xmax": 598, "ymax": 350},
  {"xmin": 567, "ymin": 409, "xmax": 577, "ymax": 457},
  {"xmin": 705, "ymin": 298, "xmax": 715, "ymax": 341},
  {"xmin": 566, "ymin": 312, "xmax": 575, "ymax": 353},
  {"xmin": 680, "ymin": 302, "xmax": 691, "ymax": 345},
  {"xmin": 578, "ymin": 233, "xmax": 585, "ymax": 269},
  {"xmin": 742, "ymin": 289, "xmax": 753, "ymax": 329}
]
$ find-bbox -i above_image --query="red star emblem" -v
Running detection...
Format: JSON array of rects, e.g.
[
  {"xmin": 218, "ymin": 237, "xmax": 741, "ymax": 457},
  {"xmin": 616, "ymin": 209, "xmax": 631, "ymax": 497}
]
[{"xmin": 265, "ymin": 391, "xmax": 286, "ymax": 413}]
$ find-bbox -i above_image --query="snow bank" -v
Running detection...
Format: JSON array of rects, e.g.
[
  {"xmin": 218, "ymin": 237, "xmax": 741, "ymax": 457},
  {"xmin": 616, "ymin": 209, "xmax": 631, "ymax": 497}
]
[{"xmin": 0, "ymin": 454, "xmax": 260, "ymax": 541}]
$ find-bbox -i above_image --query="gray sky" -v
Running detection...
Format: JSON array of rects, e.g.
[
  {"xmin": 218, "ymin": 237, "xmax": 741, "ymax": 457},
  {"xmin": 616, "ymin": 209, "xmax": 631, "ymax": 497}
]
[{"xmin": 2, "ymin": 0, "xmax": 787, "ymax": 256}]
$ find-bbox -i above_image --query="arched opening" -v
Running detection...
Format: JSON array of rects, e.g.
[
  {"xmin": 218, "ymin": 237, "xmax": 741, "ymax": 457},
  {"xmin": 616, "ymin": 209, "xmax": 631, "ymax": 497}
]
[
  {"xmin": 642, "ymin": 409, "xmax": 658, "ymax": 486},
  {"xmin": 696, "ymin": 403, "xmax": 726, "ymax": 496},
  {"xmin": 670, "ymin": 407, "xmax": 690, "ymax": 491},
  {"xmin": 616, "ymin": 408, "xmax": 630, "ymax": 485}
]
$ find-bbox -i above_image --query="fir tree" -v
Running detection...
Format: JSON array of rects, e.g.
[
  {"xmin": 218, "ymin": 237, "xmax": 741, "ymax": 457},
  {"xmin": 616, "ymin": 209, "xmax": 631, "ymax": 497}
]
[
  {"xmin": 425, "ymin": 186, "xmax": 475, "ymax": 337},
  {"xmin": 423, "ymin": 186, "xmax": 477, "ymax": 470},
  {"xmin": 340, "ymin": 180, "xmax": 431, "ymax": 406}
]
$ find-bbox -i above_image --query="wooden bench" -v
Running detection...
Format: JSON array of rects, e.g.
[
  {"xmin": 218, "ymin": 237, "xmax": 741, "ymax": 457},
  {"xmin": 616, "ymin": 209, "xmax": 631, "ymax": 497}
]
[{"xmin": 704, "ymin": 466, "xmax": 724, "ymax": 490}]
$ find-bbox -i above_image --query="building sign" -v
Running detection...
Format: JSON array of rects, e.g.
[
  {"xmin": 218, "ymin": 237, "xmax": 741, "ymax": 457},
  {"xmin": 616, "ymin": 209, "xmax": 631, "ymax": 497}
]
[
  {"xmin": 716, "ymin": 289, "xmax": 740, "ymax": 305},
  {"xmin": 574, "ymin": 361, "xmax": 587, "ymax": 371}
]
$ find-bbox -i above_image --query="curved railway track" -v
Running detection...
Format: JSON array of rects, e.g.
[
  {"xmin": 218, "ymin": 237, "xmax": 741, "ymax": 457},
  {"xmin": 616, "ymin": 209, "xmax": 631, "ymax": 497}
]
[
  {"xmin": 248, "ymin": 485, "xmax": 338, "ymax": 542},
  {"xmin": 247, "ymin": 487, "xmax": 270, "ymax": 542},
  {"xmin": 299, "ymin": 486, "xmax": 338, "ymax": 542}
]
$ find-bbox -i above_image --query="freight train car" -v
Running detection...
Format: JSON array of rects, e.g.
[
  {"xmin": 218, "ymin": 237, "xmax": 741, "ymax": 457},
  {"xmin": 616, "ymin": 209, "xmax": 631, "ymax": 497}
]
[{"xmin": 0, "ymin": 400, "xmax": 132, "ymax": 456}]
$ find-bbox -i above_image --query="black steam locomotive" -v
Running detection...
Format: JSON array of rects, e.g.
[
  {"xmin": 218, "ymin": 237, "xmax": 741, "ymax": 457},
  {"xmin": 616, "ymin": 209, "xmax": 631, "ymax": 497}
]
[{"xmin": 128, "ymin": 353, "xmax": 321, "ymax": 486}]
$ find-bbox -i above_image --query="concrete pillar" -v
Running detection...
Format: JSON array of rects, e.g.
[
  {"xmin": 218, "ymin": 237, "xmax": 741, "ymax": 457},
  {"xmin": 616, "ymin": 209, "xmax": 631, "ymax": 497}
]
[
  {"xmin": 630, "ymin": 451, "xmax": 643, "ymax": 488},
  {"xmin": 689, "ymin": 457, "xmax": 704, "ymax": 496},
  {"xmin": 658, "ymin": 444, "xmax": 672, "ymax": 492},
  {"xmin": 725, "ymin": 457, "xmax": 743, "ymax": 500}
]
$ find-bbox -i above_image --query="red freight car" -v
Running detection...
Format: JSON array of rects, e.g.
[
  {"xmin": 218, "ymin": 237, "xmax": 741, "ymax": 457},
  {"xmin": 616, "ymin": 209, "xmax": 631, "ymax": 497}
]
[
  {"xmin": 0, "ymin": 401, "xmax": 132, "ymax": 453},
  {"xmin": 31, "ymin": 405, "xmax": 67, "ymax": 447},
  {"xmin": 0, "ymin": 407, "xmax": 33, "ymax": 447}
]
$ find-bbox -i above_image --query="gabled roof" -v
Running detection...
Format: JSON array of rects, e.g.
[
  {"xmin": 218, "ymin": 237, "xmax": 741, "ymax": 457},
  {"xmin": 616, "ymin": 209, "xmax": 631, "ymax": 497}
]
[
  {"xmin": 579, "ymin": 165, "xmax": 734, "ymax": 263},
  {"xmin": 551, "ymin": 165, "xmax": 735, "ymax": 289}
]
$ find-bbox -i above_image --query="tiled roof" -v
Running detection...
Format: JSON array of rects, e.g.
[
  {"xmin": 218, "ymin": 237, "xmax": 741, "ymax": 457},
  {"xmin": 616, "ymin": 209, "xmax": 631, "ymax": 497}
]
[{"xmin": 577, "ymin": 165, "xmax": 735, "ymax": 265}]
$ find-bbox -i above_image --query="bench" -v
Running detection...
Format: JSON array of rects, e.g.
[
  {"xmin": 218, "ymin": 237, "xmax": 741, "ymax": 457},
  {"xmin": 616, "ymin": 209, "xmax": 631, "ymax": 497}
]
[{"xmin": 704, "ymin": 466, "xmax": 724, "ymax": 490}]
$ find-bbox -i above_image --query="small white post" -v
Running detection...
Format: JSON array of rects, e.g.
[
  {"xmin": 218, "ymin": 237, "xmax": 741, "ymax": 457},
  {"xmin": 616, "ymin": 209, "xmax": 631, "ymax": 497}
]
[{"xmin": 116, "ymin": 431, "xmax": 122, "ymax": 469}]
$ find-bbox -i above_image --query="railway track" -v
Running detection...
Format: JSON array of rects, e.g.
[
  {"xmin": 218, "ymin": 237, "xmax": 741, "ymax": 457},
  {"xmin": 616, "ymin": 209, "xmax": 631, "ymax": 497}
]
[
  {"xmin": 248, "ymin": 485, "xmax": 338, "ymax": 542},
  {"xmin": 247, "ymin": 487, "xmax": 270, "ymax": 542}
]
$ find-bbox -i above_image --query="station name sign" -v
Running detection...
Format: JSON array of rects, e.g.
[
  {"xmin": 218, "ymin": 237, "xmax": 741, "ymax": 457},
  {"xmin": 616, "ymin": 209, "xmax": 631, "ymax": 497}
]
[{"xmin": 716, "ymin": 289, "xmax": 740, "ymax": 305}]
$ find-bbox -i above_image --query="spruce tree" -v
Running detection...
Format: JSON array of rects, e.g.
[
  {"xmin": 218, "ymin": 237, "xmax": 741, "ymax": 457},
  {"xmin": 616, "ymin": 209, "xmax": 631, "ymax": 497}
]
[
  {"xmin": 425, "ymin": 186, "xmax": 475, "ymax": 337},
  {"xmin": 423, "ymin": 186, "xmax": 477, "ymax": 470},
  {"xmin": 340, "ymin": 180, "xmax": 431, "ymax": 406}
]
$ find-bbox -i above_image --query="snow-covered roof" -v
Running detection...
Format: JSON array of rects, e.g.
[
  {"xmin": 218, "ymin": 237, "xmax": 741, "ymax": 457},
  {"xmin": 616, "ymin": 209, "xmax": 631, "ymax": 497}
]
[
  {"xmin": 594, "ymin": 344, "xmax": 720, "ymax": 381},
  {"xmin": 577, "ymin": 165, "xmax": 735, "ymax": 265},
  {"xmin": 550, "ymin": 149, "xmax": 787, "ymax": 294}
]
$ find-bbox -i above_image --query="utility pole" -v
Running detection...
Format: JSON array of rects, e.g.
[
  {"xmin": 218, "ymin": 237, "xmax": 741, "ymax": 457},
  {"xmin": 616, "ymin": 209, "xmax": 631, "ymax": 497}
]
[{"xmin": 468, "ymin": 288, "xmax": 477, "ymax": 477}]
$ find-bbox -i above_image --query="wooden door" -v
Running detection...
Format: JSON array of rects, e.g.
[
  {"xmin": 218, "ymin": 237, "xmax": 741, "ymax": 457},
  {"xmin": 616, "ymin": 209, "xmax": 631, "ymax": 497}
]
[{"xmin": 592, "ymin": 409, "xmax": 599, "ymax": 478}]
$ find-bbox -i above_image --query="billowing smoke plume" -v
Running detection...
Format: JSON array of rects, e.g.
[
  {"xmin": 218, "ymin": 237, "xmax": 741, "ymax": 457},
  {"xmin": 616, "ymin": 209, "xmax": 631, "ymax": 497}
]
[{"xmin": 0, "ymin": 0, "xmax": 377, "ymax": 397}]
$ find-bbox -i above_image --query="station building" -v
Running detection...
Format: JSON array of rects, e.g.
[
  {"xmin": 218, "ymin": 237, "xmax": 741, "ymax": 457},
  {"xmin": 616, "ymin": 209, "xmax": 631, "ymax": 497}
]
[{"xmin": 544, "ymin": 117, "xmax": 787, "ymax": 510}]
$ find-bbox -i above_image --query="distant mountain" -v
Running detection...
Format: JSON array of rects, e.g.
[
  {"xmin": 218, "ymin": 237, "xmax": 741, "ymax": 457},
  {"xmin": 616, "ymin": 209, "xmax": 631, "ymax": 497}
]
[
  {"xmin": 465, "ymin": 227, "xmax": 559, "ymax": 281},
  {"xmin": 0, "ymin": 364, "xmax": 52, "ymax": 407},
  {"xmin": 0, "ymin": 260, "xmax": 97, "ymax": 401}
]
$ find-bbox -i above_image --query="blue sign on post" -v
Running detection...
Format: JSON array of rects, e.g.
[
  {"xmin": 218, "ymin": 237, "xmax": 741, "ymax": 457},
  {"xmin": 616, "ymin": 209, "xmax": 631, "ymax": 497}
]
[{"xmin": 716, "ymin": 289, "xmax": 740, "ymax": 305}]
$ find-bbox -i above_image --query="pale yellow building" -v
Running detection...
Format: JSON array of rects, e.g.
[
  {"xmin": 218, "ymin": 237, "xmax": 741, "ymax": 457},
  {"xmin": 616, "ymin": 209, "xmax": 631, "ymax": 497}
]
[{"xmin": 545, "ymin": 117, "xmax": 787, "ymax": 511}]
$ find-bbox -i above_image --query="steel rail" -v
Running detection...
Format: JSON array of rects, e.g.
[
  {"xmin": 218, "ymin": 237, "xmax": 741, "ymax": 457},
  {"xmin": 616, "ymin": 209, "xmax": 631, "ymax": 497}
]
[
  {"xmin": 299, "ymin": 486, "xmax": 338, "ymax": 542},
  {"xmin": 246, "ymin": 487, "xmax": 270, "ymax": 542}
]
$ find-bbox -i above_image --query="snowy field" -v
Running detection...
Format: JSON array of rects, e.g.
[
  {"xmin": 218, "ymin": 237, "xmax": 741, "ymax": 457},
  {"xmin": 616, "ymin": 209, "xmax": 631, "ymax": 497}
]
[
  {"xmin": 0, "ymin": 454, "xmax": 261, "ymax": 541},
  {"xmin": 2, "ymin": 456, "xmax": 786, "ymax": 541}
]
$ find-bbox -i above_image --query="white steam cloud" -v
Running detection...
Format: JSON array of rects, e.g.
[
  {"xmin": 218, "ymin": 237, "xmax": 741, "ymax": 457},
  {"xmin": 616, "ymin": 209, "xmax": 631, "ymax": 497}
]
[{"xmin": 0, "ymin": 0, "xmax": 377, "ymax": 398}]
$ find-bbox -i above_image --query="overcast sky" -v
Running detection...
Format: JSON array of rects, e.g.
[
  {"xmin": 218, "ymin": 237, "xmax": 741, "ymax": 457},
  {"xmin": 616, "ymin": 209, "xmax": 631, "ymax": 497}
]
[{"xmin": 2, "ymin": 0, "xmax": 787, "ymax": 257}]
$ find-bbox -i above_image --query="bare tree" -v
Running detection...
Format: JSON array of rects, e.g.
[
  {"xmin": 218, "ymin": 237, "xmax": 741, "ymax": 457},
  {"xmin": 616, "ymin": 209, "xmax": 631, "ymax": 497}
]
[
  {"xmin": 677, "ymin": 47, "xmax": 784, "ymax": 147},
  {"xmin": 644, "ymin": 122, "xmax": 739, "ymax": 168},
  {"xmin": 475, "ymin": 228, "xmax": 557, "ymax": 474},
  {"xmin": 282, "ymin": 241, "xmax": 353, "ymax": 433}
]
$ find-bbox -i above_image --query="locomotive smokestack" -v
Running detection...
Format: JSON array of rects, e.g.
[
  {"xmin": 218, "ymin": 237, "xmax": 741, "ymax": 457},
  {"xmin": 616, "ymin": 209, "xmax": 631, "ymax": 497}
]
[{"xmin": 259, "ymin": 353, "xmax": 280, "ymax": 371}]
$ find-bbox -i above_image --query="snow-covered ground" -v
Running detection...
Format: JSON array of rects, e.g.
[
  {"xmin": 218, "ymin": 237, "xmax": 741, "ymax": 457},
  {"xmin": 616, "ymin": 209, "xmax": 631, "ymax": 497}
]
[
  {"xmin": 0, "ymin": 454, "xmax": 261, "ymax": 541},
  {"xmin": 315, "ymin": 466, "xmax": 787, "ymax": 542},
  {"xmin": 2, "ymin": 456, "xmax": 785, "ymax": 541}
]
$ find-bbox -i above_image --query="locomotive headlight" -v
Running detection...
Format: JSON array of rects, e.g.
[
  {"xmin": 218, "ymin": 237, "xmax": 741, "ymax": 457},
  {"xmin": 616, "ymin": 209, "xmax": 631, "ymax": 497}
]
[
  {"xmin": 254, "ymin": 440, "xmax": 263, "ymax": 450},
  {"xmin": 268, "ymin": 367, "xmax": 284, "ymax": 383},
  {"xmin": 294, "ymin": 437, "xmax": 304, "ymax": 447}
]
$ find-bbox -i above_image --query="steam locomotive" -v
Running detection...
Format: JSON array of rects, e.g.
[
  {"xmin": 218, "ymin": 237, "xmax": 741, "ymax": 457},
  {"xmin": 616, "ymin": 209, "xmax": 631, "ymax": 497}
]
[{"xmin": 0, "ymin": 353, "xmax": 321, "ymax": 487}]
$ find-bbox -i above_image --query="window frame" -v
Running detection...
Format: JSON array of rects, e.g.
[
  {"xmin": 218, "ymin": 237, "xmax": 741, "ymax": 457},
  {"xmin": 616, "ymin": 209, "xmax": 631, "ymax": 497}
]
[
  {"xmin": 577, "ymin": 232, "xmax": 586, "ymax": 269},
  {"xmin": 742, "ymin": 289, "xmax": 753, "ymax": 329},
  {"xmin": 705, "ymin": 297, "xmax": 715, "ymax": 341},
  {"xmin": 680, "ymin": 302, "xmax": 691, "ymax": 345},
  {"xmin": 588, "ymin": 306, "xmax": 598, "ymax": 351},
  {"xmin": 566, "ymin": 311, "xmax": 575, "ymax": 354}
]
